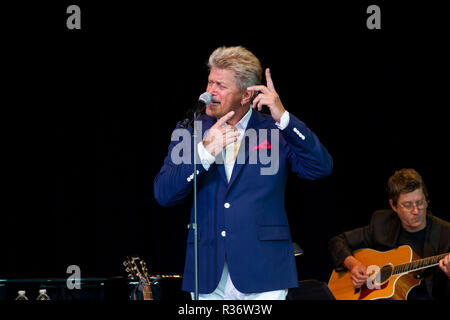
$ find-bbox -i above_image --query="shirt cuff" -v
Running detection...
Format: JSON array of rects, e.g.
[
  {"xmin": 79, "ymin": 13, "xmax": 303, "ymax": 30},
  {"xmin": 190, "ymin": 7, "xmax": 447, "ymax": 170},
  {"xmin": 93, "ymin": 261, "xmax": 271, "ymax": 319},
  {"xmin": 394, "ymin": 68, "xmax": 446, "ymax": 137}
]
[
  {"xmin": 275, "ymin": 111, "xmax": 290, "ymax": 130},
  {"xmin": 197, "ymin": 141, "xmax": 215, "ymax": 171}
]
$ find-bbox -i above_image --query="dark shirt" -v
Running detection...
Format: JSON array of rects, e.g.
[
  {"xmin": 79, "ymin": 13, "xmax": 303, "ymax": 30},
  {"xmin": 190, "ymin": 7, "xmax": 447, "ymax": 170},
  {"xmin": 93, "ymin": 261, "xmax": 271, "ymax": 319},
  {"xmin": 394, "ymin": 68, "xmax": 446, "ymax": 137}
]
[
  {"xmin": 395, "ymin": 217, "xmax": 431, "ymax": 300},
  {"xmin": 396, "ymin": 217, "xmax": 429, "ymax": 258}
]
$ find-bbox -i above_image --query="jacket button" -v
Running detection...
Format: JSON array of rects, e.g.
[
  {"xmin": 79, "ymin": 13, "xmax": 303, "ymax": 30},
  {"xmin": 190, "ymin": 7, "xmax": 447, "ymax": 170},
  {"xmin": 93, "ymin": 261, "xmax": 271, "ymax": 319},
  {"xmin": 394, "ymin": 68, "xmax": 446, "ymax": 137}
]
[
  {"xmin": 221, "ymin": 231, "xmax": 226, "ymax": 237},
  {"xmin": 224, "ymin": 202, "xmax": 230, "ymax": 208}
]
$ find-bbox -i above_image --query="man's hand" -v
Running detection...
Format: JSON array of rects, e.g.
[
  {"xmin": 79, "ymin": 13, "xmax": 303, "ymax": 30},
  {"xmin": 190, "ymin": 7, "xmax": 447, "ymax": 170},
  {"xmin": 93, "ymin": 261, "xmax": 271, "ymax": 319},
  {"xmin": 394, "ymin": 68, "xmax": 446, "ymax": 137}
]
[
  {"xmin": 344, "ymin": 256, "xmax": 368, "ymax": 289},
  {"xmin": 439, "ymin": 253, "xmax": 450, "ymax": 278},
  {"xmin": 202, "ymin": 111, "xmax": 240, "ymax": 157},
  {"xmin": 247, "ymin": 68, "xmax": 286, "ymax": 123}
]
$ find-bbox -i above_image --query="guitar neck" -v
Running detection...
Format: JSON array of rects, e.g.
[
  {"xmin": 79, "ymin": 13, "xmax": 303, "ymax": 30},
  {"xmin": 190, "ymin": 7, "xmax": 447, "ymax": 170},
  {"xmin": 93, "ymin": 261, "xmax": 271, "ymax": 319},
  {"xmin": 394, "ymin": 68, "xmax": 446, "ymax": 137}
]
[{"xmin": 393, "ymin": 253, "xmax": 448, "ymax": 275}]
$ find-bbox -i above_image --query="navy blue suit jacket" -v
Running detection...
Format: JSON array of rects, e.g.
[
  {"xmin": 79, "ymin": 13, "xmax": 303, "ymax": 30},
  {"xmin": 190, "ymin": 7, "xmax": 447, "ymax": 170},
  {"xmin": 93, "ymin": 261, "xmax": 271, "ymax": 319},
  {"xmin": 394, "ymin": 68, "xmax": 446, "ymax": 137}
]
[{"xmin": 154, "ymin": 110, "xmax": 333, "ymax": 293}]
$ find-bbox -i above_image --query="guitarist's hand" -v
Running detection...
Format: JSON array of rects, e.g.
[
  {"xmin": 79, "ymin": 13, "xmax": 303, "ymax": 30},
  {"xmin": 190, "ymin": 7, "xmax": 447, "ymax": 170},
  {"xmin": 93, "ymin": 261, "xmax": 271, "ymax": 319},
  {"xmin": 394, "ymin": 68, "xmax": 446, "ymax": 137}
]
[
  {"xmin": 344, "ymin": 256, "xmax": 368, "ymax": 288},
  {"xmin": 439, "ymin": 253, "xmax": 450, "ymax": 278}
]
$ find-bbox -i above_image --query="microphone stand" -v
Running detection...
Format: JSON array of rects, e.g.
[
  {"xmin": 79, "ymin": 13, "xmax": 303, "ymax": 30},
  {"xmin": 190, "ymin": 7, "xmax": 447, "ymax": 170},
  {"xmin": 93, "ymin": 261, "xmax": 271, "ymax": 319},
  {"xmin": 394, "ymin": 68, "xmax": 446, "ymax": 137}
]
[
  {"xmin": 192, "ymin": 110, "xmax": 200, "ymax": 300},
  {"xmin": 180, "ymin": 95, "xmax": 210, "ymax": 300}
]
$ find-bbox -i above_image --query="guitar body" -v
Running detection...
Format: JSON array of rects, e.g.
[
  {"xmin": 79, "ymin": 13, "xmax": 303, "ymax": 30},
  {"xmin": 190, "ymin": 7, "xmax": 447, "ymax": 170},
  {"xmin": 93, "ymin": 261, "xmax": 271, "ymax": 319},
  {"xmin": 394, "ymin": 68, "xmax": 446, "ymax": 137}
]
[
  {"xmin": 142, "ymin": 284, "xmax": 153, "ymax": 300},
  {"xmin": 328, "ymin": 245, "xmax": 422, "ymax": 300}
]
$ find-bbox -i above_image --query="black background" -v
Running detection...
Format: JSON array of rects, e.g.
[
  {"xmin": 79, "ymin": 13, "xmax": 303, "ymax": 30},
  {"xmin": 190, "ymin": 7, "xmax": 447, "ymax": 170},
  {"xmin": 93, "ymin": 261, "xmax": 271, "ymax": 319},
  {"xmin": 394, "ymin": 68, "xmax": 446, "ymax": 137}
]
[{"xmin": 3, "ymin": 0, "xmax": 449, "ymax": 294}]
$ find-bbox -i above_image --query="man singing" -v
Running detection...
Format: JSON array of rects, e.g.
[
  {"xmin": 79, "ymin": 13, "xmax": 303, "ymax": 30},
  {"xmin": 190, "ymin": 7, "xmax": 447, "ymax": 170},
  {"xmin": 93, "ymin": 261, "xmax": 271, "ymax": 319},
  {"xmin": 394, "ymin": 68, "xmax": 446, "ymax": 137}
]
[{"xmin": 154, "ymin": 46, "xmax": 333, "ymax": 300}]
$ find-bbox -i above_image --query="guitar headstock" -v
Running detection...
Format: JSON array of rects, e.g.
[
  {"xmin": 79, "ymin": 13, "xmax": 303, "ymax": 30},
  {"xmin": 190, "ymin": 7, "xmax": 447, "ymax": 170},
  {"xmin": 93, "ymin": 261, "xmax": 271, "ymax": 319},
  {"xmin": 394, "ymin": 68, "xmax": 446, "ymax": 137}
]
[
  {"xmin": 123, "ymin": 256, "xmax": 155, "ymax": 300},
  {"xmin": 123, "ymin": 256, "xmax": 151, "ymax": 284}
]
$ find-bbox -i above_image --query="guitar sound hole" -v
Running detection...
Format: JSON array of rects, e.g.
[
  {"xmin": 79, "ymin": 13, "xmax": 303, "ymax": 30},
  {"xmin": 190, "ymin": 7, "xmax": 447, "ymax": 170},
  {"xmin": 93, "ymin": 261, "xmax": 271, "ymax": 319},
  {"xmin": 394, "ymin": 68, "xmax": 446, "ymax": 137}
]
[{"xmin": 378, "ymin": 264, "xmax": 393, "ymax": 284}]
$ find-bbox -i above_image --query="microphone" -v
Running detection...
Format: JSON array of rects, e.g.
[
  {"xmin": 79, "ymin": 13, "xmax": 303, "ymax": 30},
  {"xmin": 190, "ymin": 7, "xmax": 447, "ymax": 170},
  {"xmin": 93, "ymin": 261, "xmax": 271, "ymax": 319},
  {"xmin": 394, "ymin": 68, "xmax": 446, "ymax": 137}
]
[{"xmin": 180, "ymin": 92, "xmax": 212, "ymax": 128}]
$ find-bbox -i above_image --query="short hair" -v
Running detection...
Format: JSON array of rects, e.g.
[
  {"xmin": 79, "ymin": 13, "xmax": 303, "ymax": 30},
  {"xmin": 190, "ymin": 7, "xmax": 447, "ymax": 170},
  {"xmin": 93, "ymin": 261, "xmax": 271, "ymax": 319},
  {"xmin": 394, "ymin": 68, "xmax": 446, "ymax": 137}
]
[
  {"xmin": 207, "ymin": 46, "xmax": 262, "ymax": 92},
  {"xmin": 387, "ymin": 168, "xmax": 429, "ymax": 205}
]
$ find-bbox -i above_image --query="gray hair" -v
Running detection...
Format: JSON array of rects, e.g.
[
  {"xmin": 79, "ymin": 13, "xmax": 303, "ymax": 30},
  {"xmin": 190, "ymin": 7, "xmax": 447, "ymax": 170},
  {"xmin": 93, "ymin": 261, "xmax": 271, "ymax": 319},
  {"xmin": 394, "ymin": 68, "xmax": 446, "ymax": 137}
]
[{"xmin": 208, "ymin": 46, "xmax": 262, "ymax": 92}]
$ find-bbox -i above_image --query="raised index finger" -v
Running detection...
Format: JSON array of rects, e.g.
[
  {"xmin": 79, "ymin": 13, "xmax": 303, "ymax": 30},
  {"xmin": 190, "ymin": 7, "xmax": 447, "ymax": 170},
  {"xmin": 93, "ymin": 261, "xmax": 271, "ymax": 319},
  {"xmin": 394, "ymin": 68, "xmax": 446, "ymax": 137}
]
[
  {"xmin": 216, "ymin": 110, "xmax": 235, "ymax": 126},
  {"xmin": 265, "ymin": 68, "xmax": 275, "ymax": 91}
]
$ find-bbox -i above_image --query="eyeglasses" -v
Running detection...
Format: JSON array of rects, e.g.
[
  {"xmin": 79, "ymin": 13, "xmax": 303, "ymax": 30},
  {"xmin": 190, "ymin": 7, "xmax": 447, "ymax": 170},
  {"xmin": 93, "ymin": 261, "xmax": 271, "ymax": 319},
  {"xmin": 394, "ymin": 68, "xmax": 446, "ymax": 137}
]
[{"xmin": 399, "ymin": 198, "xmax": 428, "ymax": 211}]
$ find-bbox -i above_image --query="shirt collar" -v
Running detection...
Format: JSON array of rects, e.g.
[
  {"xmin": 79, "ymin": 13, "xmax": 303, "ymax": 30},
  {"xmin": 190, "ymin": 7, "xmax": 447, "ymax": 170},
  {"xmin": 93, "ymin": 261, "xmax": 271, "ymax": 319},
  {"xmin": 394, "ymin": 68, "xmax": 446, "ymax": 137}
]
[{"xmin": 234, "ymin": 107, "xmax": 252, "ymax": 131}]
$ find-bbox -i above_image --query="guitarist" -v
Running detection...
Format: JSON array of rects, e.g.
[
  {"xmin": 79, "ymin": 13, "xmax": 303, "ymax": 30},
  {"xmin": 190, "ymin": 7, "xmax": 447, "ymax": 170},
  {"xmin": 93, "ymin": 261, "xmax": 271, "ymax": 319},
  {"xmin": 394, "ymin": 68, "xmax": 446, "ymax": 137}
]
[{"xmin": 328, "ymin": 168, "xmax": 450, "ymax": 300}]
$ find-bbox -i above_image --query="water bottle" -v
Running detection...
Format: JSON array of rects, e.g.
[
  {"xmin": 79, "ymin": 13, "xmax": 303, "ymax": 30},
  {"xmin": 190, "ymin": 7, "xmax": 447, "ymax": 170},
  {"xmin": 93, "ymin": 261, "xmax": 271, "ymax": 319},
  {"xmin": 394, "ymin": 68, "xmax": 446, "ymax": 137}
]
[
  {"xmin": 15, "ymin": 290, "xmax": 28, "ymax": 300},
  {"xmin": 36, "ymin": 289, "xmax": 51, "ymax": 300}
]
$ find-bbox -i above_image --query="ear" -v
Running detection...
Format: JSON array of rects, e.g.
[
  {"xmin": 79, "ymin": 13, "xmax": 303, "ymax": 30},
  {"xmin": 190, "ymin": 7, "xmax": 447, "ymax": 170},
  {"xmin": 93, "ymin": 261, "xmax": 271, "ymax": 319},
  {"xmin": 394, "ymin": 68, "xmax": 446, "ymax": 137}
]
[
  {"xmin": 240, "ymin": 89, "xmax": 253, "ymax": 105},
  {"xmin": 389, "ymin": 199, "xmax": 398, "ymax": 213}
]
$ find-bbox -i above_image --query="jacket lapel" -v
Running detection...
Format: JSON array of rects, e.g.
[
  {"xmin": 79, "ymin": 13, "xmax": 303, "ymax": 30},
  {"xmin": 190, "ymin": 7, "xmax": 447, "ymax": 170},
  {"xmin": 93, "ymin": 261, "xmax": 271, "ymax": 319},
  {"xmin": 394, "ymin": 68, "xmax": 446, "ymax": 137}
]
[
  {"xmin": 196, "ymin": 116, "xmax": 228, "ymax": 184},
  {"xmin": 199, "ymin": 116, "xmax": 229, "ymax": 184},
  {"xmin": 227, "ymin": 110, "xmax": 261, "ymax": 188},
  {"xmin": 199, "ymin": 115, "xmax": 216, "ymax": 136},
  {"xmin": 216, "ymin": 156, "xmax": 228, "ymax": 185},
  {"xmin": 386, "ymin": 214, "xmax": 402, "ymax": 249},
  {"xmin": 424, "ymin": 214, "xmax": 440, "ymax": 257}
]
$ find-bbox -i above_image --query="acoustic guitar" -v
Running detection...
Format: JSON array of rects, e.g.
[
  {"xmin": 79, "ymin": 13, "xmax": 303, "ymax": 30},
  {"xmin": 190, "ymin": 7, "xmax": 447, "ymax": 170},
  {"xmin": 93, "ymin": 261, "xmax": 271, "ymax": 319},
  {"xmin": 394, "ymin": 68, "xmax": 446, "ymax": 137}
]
[
  {"xmin": 328, "ymin": 245, "xmax": 448, "ymax": 300},
  {"xmin": 123, "ymin": 256, "xmax": 156, "ymax": 300}
]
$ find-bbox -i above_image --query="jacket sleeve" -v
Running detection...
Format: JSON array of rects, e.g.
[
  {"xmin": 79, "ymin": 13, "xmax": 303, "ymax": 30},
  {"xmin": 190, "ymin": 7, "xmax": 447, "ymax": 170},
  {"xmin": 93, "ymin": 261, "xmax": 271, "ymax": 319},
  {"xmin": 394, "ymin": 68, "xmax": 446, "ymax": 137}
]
[
  {"xmin": 153, "ymin": 122, "xmax": 208, "ymax": 207},
  {"xmin": 328, "ymin": 224, "xmax": 373, "ymax": 272},
  {"xmin": 281, "ymin": 113, "xmax": 333, "ymax": 180},
  {"xmin": 433, "ymin": 219, "xmax": 450, "ymax": 299}
]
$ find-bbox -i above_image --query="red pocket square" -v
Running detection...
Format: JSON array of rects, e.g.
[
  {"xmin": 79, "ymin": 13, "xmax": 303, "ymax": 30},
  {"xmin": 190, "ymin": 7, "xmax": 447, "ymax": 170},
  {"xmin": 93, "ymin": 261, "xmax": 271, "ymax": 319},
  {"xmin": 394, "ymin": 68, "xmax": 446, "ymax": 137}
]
[{"xmin": 252, "ymin": 139, "xmax": 271, "ymax": 151}]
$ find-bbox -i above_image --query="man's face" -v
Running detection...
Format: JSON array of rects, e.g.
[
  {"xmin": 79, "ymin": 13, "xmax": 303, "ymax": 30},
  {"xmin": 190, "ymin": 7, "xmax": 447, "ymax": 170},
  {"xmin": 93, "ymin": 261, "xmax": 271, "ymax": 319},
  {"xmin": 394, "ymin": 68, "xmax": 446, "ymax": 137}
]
[
  {"xmin": 390, "ymin": 188, "xmax": 427, "ymax": 232},
  {"xmin": 205, "ymin": 67, "xmax": 244, "ymax": 119}
]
